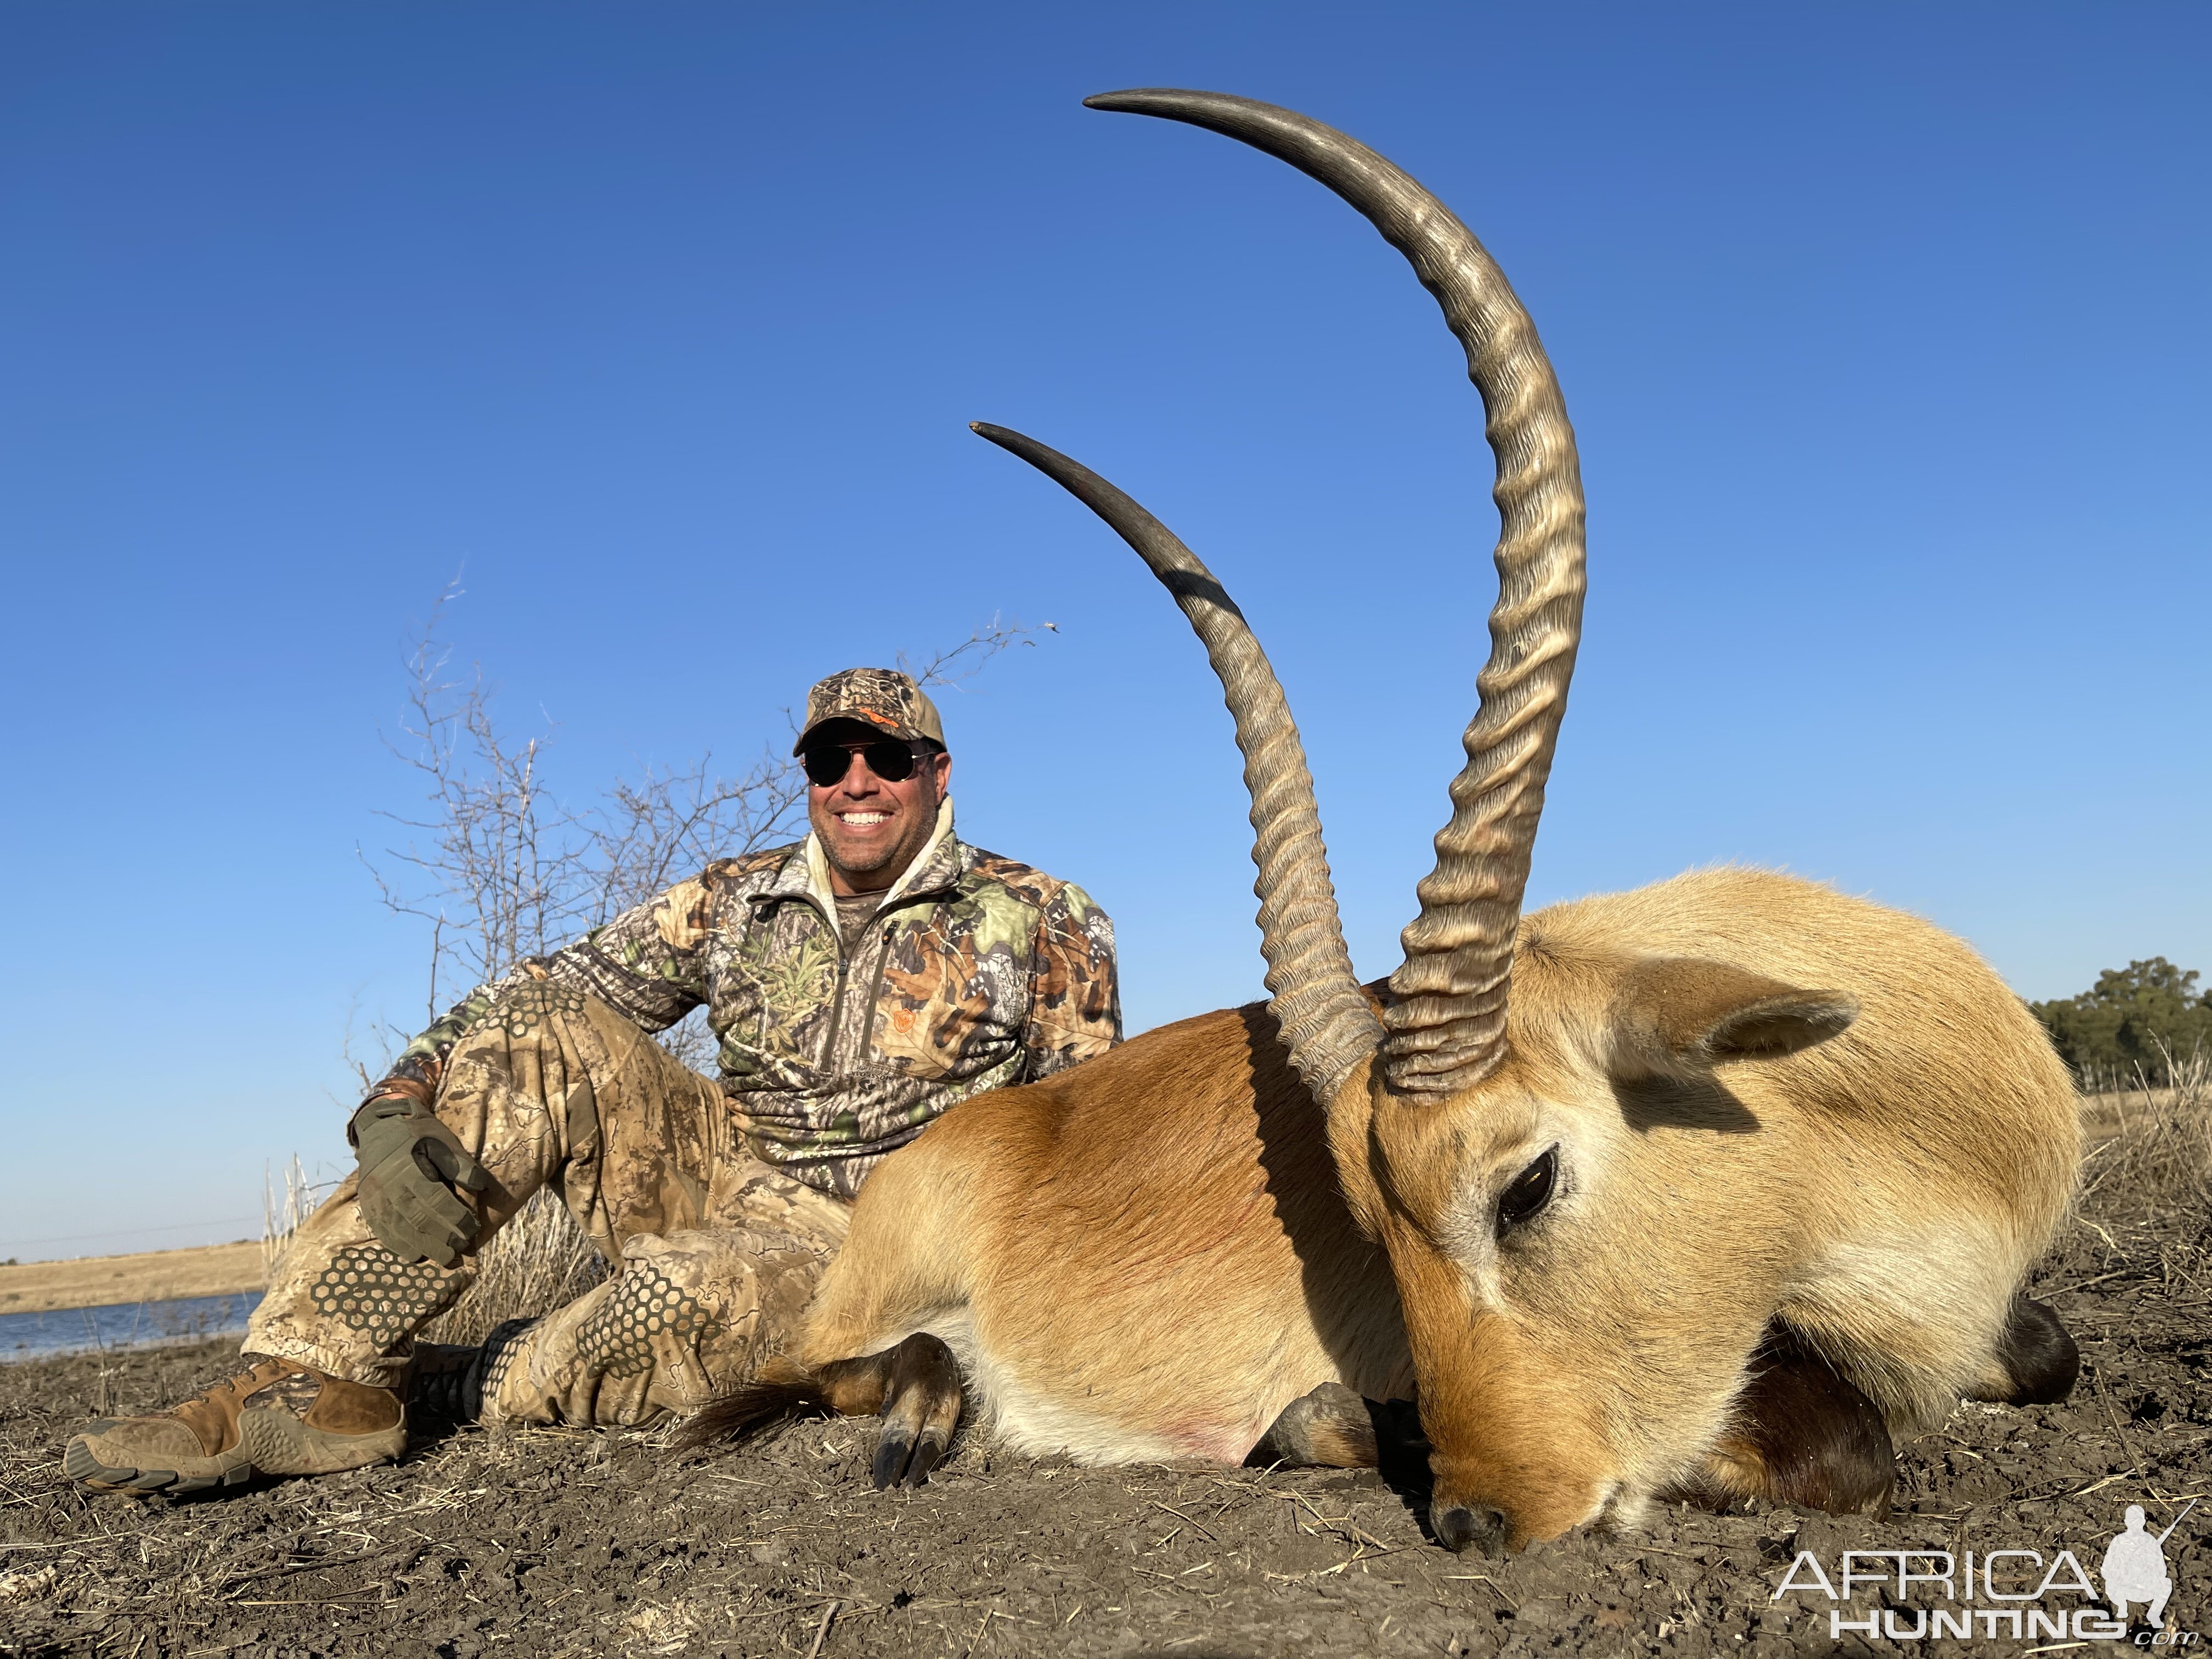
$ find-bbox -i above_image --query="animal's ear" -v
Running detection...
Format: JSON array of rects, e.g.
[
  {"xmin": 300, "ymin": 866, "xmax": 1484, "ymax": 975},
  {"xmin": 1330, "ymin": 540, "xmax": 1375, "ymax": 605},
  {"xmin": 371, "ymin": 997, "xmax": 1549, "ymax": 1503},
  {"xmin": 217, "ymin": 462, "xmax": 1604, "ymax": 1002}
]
[{"xmin": 1608, "ymin": 958, "xmax": 1858, "ymax": 1076}]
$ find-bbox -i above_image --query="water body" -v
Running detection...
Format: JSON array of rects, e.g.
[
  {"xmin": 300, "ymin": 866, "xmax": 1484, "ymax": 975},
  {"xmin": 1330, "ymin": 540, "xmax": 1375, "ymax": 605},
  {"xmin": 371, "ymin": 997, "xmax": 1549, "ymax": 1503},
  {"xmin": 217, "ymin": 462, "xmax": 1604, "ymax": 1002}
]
[{"xmin": 0, "ymin": 1291, "xmax": 263, "ymax": 1363}]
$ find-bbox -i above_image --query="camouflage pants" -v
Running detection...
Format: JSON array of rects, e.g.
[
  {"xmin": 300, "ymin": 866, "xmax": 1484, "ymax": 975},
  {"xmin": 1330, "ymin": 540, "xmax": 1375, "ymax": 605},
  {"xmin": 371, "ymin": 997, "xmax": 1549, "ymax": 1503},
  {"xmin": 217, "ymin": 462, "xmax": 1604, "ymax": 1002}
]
[{"xmin": 247, "ymin": 985, "xmax": 850, "ymax": 1427}]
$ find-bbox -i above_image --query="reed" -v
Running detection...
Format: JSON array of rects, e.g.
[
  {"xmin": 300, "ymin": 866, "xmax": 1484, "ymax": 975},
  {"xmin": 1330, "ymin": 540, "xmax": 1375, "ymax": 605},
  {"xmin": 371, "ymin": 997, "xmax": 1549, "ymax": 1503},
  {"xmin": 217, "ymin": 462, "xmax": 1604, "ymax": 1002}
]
[
  {"xmin": 2080, "ymin": 1041, "xmax": 2211, "ymax": 1291},
  {"xmin": 421, "ymin": 1187, "xmax": 609, "ymax": 1348}
]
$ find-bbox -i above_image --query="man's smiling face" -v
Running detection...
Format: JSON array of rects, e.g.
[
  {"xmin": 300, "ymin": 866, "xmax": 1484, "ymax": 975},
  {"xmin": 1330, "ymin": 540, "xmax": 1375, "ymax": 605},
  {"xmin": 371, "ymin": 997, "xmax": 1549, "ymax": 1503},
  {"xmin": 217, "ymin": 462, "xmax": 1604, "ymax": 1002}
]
[{"xmin": 803, "ymin": 723, "xmax": 953, "ymax": 896}]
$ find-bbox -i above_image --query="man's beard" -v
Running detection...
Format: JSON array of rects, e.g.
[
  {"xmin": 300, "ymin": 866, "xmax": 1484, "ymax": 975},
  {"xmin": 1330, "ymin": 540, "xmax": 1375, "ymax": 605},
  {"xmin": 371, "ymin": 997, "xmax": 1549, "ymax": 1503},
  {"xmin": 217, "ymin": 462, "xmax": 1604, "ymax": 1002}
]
[
  {"xmin": 827, "ymin": 832, "xmax": 903, "ymax": 877},
  {"xmin": 813, "ymin": 789, "xmax": 936, "ymax": 884}
]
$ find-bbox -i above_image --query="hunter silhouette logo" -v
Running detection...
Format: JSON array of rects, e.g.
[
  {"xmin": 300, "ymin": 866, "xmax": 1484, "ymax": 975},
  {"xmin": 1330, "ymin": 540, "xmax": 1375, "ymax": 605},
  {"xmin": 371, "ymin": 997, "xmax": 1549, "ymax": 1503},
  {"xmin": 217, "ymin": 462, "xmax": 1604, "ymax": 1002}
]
[
  {"xmin": 2105, "ymin": 1499, "xmax": 2193, "ymax": 1632},
  {"xmin": 1769, "ymin": 1497, "xmax": 2198, "ymax": 1644}
]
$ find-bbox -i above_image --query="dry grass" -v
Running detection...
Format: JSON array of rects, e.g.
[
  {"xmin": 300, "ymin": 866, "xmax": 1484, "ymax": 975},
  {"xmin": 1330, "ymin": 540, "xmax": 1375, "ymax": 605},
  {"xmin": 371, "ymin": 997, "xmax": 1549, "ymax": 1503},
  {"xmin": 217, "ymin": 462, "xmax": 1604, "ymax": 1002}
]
[
  {"xmin": 2081, "ymin": 1048, "xmax": 2211, "ymax": 1206},
  {"xmin": 259, "ymin": 1154, "xmax": 314, "ymax": 1281},
  {"xmin": 2078, "ymin": 1046, "xmax": 2211, "ymax": 1291},
  {"xmin": 0, "ymin": 1243, "xmax": 263, "ymax": 1317},
  {"xmin": 421, "ymin": 1186, "xmax": 610, "ymax": 1347},
  {"xmin": 262, "ymin": 1154, "xmax": 611, "ymax": 1352}
]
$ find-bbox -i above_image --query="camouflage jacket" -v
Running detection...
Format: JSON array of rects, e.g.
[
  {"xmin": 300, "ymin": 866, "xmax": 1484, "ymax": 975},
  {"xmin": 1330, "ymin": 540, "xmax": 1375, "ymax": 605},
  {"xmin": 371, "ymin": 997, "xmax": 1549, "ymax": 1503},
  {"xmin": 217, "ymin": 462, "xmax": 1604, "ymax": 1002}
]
[{"xmin": 381, "ymin": 802, "xmax": 1120, "ymax": 1197}]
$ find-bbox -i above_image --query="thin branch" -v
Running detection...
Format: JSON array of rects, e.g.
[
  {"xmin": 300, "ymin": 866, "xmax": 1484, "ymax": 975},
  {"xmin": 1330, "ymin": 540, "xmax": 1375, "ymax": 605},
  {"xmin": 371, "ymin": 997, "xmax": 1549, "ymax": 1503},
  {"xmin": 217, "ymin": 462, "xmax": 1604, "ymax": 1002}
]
[{"xmin": 896, "ymin": 611, "xmax": 1047, "ymax": 692}]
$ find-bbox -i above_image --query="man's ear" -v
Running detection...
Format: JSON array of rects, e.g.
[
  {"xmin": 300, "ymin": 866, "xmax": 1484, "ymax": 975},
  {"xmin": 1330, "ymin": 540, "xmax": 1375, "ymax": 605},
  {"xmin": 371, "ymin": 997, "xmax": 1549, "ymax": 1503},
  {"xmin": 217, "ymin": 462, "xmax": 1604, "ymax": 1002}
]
[{"xmin": 1608, "ymin": 957, "xmax": 1858, "ymax": 1077}]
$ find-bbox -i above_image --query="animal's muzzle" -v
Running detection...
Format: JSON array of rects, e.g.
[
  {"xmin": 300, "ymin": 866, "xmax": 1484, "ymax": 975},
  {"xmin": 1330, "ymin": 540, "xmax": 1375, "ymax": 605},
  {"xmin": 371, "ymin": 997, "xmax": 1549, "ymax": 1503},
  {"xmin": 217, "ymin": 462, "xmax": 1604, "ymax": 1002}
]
[{"xmin": 1431, "ymin": 1500, "xmax": 1511, "ymax": 1556}]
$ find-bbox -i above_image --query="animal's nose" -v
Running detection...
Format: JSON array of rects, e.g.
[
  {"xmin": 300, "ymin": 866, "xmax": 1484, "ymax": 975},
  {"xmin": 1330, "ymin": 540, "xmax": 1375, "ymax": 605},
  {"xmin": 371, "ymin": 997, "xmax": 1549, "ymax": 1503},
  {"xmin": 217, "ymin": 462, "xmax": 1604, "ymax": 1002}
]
[{"xmin": 1431, "ymin": 1501, "xmax": 1510, "ymax": 1555}]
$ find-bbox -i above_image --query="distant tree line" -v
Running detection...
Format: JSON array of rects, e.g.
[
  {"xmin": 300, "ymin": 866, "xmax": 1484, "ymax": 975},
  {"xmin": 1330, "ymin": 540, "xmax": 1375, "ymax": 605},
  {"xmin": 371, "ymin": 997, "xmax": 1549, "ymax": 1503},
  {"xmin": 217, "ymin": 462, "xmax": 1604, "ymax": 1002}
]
[{"xmin": 2030, "ymin": 957, "xmax": 2211, "ymax": 1088}]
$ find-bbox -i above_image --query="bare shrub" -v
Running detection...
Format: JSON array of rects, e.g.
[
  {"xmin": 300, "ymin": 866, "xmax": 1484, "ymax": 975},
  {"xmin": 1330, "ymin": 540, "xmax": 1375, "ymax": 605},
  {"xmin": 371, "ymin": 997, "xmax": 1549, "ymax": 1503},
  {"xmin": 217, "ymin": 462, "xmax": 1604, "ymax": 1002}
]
[
  {"xmin": 350, "ymin": 580, "xmax": 1042, "ymax": 1345},
  {"xmin": 362, "ymin": 581, "xmax": 802, "ymax": 1066}
]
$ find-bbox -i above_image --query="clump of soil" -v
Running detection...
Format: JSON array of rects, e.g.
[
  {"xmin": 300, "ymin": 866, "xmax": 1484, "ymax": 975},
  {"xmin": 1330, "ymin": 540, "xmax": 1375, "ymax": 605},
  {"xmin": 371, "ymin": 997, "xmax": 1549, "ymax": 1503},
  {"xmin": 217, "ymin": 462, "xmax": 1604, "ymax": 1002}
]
[{"xmin": 4, "ymin": 1183, "xmax": 2205, "ymax": 1656}]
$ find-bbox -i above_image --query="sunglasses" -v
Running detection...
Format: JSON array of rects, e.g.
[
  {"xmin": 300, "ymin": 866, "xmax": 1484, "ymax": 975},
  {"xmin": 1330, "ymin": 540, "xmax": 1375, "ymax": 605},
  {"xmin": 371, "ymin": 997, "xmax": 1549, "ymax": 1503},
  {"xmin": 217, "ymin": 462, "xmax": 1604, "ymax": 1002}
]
[{"xmin": 800, "ymin": 740, "xmax": 939, "ymax": 788}]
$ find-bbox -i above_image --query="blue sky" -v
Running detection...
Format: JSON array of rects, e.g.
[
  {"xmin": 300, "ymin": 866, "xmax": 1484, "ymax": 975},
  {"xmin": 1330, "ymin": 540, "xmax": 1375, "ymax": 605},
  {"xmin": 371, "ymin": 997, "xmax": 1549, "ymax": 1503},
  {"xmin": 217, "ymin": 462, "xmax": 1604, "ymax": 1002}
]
[{"xmin": 2, "ymin": 4, "xmax": 2205, "ymax": 1262}]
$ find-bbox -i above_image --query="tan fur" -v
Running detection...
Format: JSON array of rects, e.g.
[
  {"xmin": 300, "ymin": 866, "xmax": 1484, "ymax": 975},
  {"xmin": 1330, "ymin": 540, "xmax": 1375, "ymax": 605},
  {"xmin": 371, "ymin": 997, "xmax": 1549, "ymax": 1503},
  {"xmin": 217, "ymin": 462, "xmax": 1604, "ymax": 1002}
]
[
  {"xmin": 1353, "ymin": 868, "xmax": 2079, "ymax": 1542},
  {"xmin": 802, "ymin": 1002, "xmax": 1407, "ymax": 1463},
  {"xmin": 789, "ymin": 866, "xmax": 2079, "ymax": 1542}
]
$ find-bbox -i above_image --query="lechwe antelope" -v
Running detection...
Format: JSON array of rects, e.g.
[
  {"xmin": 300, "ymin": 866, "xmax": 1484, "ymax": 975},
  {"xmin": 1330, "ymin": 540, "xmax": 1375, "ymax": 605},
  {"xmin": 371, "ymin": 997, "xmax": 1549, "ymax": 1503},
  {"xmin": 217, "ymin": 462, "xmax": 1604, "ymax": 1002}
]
[{"xmin": 687, "ymin": 90, "xmax": 2083, "ymax": 1554}]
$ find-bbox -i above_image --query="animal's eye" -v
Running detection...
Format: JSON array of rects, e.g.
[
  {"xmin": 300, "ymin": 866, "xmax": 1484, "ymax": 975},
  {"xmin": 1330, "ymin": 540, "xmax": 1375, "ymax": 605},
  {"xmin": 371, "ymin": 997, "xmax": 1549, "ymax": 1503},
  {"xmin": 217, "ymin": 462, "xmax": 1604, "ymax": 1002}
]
[{"xmin": 1495, "ymin": 1147, "xmax": 1558, "ymax": 1238}]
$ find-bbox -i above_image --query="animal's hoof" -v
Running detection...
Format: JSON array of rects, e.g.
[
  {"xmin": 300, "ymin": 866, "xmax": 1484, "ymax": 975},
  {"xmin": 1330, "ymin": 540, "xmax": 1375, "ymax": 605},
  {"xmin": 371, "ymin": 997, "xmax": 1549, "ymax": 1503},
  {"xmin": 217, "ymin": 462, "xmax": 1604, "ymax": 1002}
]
[
  {"xmin": 871, "ymin": 1431, "xmax": 909, "ymax": 1490},
  {"xmin": 871, "ymin": 1427, "xmax": 949, "ymax": 1489},
  {"xmin": 1432, "ymin": 1502, "xmax": 1509, "ymax": 1555},
  {"xmin": 869, "ymin": 1332, "xmax": 962, "ymax": 1489},
  {"xmin": 909, "ymin": 1434, "xmax": 945, "ymax": 1486}
]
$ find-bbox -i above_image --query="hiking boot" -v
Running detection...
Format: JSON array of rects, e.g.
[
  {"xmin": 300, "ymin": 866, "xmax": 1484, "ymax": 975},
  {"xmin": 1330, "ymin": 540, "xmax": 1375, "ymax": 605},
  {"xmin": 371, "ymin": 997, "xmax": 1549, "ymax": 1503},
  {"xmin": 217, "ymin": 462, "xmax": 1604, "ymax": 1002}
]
[{"xmin": 64, "ymin": 1354, "xmax": 405, "ymax": 1496}]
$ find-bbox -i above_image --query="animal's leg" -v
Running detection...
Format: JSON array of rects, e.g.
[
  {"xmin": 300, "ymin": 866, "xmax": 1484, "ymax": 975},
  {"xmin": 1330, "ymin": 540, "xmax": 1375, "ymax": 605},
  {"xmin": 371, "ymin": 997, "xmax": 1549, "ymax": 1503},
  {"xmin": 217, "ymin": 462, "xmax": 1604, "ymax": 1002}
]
[
  {"xmin": 674, "ymin": 1331, "xmax": 960, "ymax": 1460},
  {"xmin": 869, "ymin": 1333, "xmax": 964, "ymax": 1488},
  {"xmin": 1965, "ymin": 1294, "xmax": 2079, "ymax": 1406},
  {"xmin": 1247, "ymin": 1383, "xmax": 1381, "ymax": 1469},
  {"xmin": 1664, "ymin": 1322, "xmax": 1895, "ymax": 1515}
]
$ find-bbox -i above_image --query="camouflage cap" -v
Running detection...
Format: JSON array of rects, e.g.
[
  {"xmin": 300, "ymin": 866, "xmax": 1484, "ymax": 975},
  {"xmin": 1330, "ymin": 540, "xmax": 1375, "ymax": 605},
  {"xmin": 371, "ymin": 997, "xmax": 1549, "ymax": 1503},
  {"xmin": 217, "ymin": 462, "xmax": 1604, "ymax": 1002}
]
[{"xmin": 793, "ymin": 667, "xmax": 946, "ymax": 755}]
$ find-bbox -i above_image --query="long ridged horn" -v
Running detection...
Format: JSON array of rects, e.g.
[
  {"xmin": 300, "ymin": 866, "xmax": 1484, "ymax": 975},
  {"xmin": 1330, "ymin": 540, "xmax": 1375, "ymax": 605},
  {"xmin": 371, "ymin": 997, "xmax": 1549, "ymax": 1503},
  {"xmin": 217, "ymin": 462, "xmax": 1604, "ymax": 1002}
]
[
  {"xmin": 1085, "ymin": 89, "xmax": 1586, "ymax": 1101},
  {"xmin": 972, "ymin": 421, "xmax": 1382, "ymax": 1107}
]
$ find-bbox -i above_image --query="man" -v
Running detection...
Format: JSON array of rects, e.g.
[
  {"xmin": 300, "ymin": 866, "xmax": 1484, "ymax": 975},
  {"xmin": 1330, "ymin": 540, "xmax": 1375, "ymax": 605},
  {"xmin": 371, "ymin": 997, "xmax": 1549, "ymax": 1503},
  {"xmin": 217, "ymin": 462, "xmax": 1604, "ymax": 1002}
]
[
  {"xmin": 67, "ymin": 669, "xmax": 1120, "ymax": 1494},
  {"xmin": 2102, "ymin": 1503, "xmax": 2179, "ymax": 1628}
]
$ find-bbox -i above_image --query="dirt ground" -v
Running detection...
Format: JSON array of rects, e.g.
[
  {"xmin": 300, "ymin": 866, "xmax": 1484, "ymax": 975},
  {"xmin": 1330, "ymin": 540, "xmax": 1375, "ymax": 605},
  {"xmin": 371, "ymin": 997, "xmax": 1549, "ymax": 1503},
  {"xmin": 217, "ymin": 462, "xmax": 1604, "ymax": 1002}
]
[{"xmin": 2, "ymin": 1171, "xmax": 2204, "ymax": 1656}]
